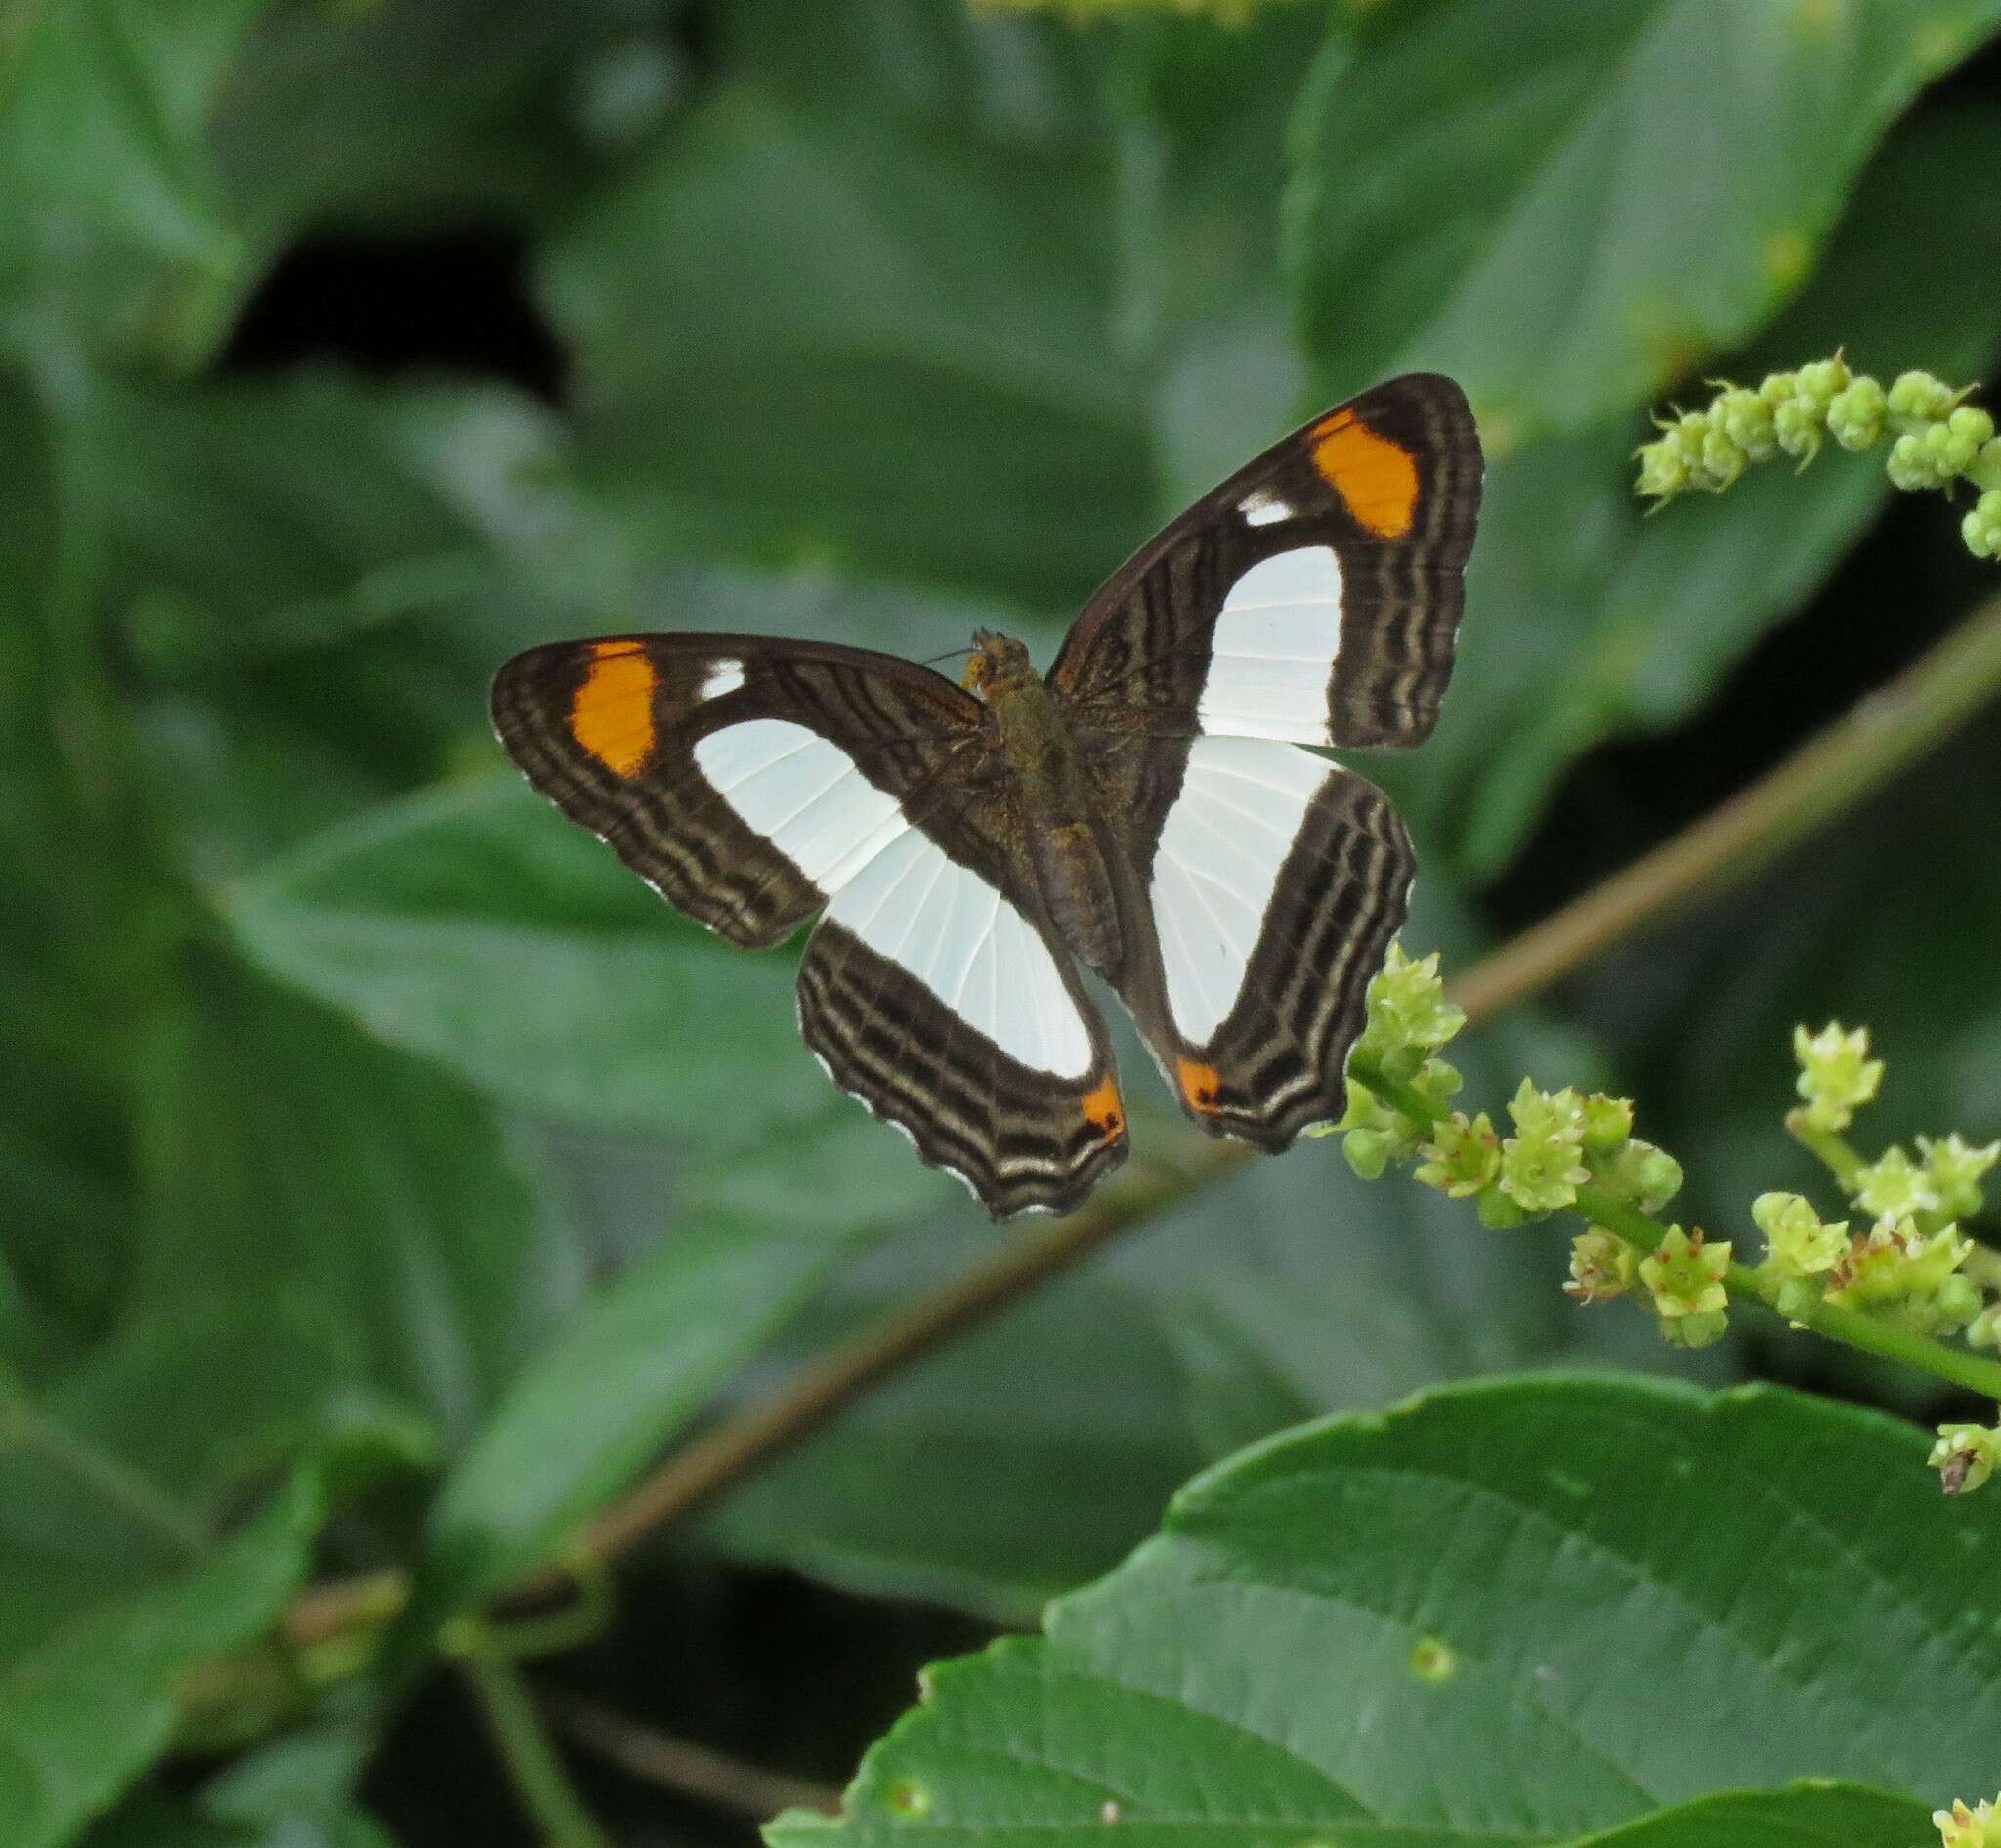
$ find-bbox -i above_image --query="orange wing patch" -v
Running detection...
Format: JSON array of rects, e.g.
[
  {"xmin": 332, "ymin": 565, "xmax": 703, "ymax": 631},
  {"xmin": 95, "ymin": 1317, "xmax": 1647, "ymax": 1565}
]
[
  {"xmin": 570, "ymin": 640, "xmax": 658, "ymax": 777},
  {"xmin": 1082, "ymin": 1078, "xmax": 1126, "ymax": 1140},
  {"xmin": 1310, "ymin": 408, "xmax": 1420, "ymax": 539},
  {"xmin": 1176, "ymin": 1057, "xmax": 1222, "ymax": 1114}
]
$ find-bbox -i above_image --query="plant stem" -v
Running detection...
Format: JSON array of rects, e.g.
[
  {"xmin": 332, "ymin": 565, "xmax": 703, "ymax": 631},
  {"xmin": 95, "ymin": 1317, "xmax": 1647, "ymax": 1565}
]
[
  {"xmin": 1453, "ymin": 589, "xmax": 2001, "ymax": 1023},
  {"xmin": 552, "ymin": 1692, "xmax": 841, "ymax": 1821},
  {"xmin": 1346, "ymin": 1055, "xmax": 2001, "ymax": 1406},
  {"xmin": 1786, "ymin": 1110, "xmax": 1868, "ymax": 1193},
  {"xmin": 459, "ymin": 1636, "xmax": 612, "ymax": 1848},
  {"xmin": 0, "ymin": 1377, "xmax": 207, "ymax": 1560}
]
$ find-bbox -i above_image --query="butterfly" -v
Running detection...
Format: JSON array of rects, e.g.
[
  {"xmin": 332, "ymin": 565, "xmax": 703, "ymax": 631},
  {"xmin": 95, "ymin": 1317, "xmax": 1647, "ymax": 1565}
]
[{"xmin": 492, "ymin": 373, "xmax": 1482, "ymax": 1217}]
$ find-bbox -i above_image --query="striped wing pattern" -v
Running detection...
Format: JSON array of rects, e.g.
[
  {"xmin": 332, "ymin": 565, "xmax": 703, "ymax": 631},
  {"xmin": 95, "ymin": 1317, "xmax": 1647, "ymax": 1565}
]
[
  {"xmin": 492, "ymin": 634, "xmax": 1127, "ymax": 1216},
  {"xmin": 1051, "ymin": 373, "xmax": 1480, "ymax": 751},
  {"xmin": 491, "ymin": 634, "xmax": 979, "ymax": 948},
  {"xmin": 1090, "ymin": 733, "xmax": 1416, "ymax": 1146},
  {"xmin": 799, "ymin": 825, "xmax": 1126, "ymax": 1216},
  {"xmin": 491, "ymin": 373, "xmax": 1480, "ymax": 1216}
]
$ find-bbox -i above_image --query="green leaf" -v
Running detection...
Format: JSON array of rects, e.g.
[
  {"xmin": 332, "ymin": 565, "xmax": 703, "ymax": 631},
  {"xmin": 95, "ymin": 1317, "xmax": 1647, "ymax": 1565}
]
[
  {"xmin": 540, "ymin": 83, "xmax": 1152, "ymax": 610},
  {"xmin": 771, "ymin": 1378, "xmax": 2001, "ymax": 1846},
  {"xmin": 1285, "ymin": 0, "xmax": 2001, "ymax": 440},
  {"xmin": 0, "ymin": 0, "xmax": 275, "ymax": 366},
  {"xmin": 0, "ymin": 1468, "xmax": 327, "ymax": 1848},
  {"xmin": 1393, "ymin": 105, "xmax": 2001, "ymax": 876},
  {"xmin": 133, "ymin": 949, "xmax": 585, "ymax": 1455},
  {"xmin": 212, "ymin": 0, "xmax": 672, "ymax": 240},
  {"xmin": 405, "ymin": 1109, "xmax": 948, "ymax": 1626},
  {"xmin": 1561, "ymin": 1782, "xmax": 1935, "ymax": 1847},
  {"xmin": 224, "ymin": 778, "xmax": 828, "ymax": 1142}
]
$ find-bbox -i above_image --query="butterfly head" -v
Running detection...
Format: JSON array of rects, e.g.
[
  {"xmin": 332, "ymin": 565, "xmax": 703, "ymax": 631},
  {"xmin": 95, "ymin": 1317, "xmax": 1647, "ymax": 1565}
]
[{"xmin": 963, "ymin": 629, "xmax": 1035, "ymax": 699}]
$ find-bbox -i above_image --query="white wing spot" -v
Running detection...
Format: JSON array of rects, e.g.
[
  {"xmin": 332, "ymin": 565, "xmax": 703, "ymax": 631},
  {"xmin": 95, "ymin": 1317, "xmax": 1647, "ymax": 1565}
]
[
  {"xmin": 1239, "ymin": 488, "xmax": 1294, "ymax": 526},
  {"xmin": 1151, "ymin": 736, "xmax": 1331, "ymax": 1043},
  {"xmin": 823, "ymin": 829, "xmax": 1093, "ymax": 1076},
  {"xmin": 702, "ymin": 658, "xmax": 745, "ymax": 700}
]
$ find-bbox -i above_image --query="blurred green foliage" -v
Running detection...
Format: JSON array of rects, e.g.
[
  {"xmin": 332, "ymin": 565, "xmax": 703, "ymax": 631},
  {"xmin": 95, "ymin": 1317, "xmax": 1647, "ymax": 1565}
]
[{"xmin": 2, "ymin": 2, "xmax": 1999, "ymax": 1844}]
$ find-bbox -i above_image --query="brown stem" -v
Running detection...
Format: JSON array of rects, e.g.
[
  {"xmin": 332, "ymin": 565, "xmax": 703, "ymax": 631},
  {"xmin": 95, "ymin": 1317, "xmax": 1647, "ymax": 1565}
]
[
  {"xmin": 1452, "ymin": 589, "xmax": 2001, "ymax": 1022},
  {"xmin": 551, "ymin": 1692, "xmax": 841, "ymax": 1821}
]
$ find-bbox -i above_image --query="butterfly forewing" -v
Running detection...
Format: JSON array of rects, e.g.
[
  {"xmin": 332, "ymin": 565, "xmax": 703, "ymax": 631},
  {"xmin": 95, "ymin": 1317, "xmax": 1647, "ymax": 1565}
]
[
  {"xmin": 1051, "ymin": 372, "xmax": 1480, "ymax": 751},
  {"xmin": 491, "ymin": 634, "xmax": 982, "ymax": 947}
]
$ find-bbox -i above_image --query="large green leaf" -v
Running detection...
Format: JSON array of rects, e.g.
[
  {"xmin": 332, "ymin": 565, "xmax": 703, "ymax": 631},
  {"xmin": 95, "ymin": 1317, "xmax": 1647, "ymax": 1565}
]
[
  {"xmin": 0, "ymin": 0, "xmax": 274, "ymax": 365},
  {"xmin": 1285, "ymin": 0, "xmax": 2001, "ymax": 439},
  {"xmin": 225, "ymin": 777, "xmax": 826, "ymax": 1141},
  {"xmin": 0, "ymin": 1468, "xmax": 328, "ymax": 1848},
  {"xmin": 405, "ymin": 1109, "xmax": 951, "ymax": 1626},
  {"xmin": 1566, "ymin": 1784, "xmax": 1935, "ymax": 1847},
  {"xmin": 211, "ymin": 0, "xmax": 672, "ymax": 241},
  {"xmin": 133, "ymin": 950, "xmax": 585, "ymax": 1455},
  {"xmin": 770, "ymin": 1378, "xmax": 2001, "ymax": 1847},
  {"xmin": 540, "ymin": 81, "xmax": 1152, "ymax": 611}
]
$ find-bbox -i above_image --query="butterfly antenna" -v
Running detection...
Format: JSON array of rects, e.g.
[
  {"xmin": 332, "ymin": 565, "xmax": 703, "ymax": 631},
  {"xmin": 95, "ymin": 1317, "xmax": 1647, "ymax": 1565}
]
[{"xmin": 918, "ymin": 644, "xmax": 977, "ymax": 669}]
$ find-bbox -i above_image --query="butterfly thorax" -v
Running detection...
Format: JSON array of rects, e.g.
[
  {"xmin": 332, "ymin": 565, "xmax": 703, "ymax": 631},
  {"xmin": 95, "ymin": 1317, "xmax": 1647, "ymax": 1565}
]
[{"xmin": 966, "ymin": 629, "xmax": 1123, "ymax": 977}]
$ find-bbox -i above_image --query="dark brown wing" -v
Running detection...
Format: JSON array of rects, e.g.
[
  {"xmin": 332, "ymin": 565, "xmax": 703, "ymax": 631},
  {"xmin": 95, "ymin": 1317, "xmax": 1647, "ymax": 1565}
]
[
  {"xmin": 491, "ymin": 632, "xmax": 985, "ymax": 948},
  {"xmin": 1088, "ymin": 732, "xmax": 1413, "ymax": 1147},
  {"xmin": 1050, "ymin": 373, "xmax": 1481, "ymax": 749},
  {"xmin": 492, "ymin": 631, "xmax": 1128, "ymax": 1215},
  {"xmin": 796, "ymin": 807, "xmax": 1128, "ymax": 1218}
]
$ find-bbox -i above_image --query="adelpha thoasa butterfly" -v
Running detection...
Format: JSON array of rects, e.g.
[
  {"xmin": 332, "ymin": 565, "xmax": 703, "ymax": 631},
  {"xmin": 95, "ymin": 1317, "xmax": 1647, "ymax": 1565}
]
[{"xmin": 492, "ymin": 373, "xmax": 1481, "ymax": 1217}]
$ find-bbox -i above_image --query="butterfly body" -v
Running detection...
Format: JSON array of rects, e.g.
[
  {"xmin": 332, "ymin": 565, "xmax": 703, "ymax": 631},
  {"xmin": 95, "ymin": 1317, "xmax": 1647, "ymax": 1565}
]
[
  {"xmin": 493, "ymin": 374, "xmax": 1482, "ymax": 1217},
  {"xmin": 967, "ymin": 629, "xmax": 1128, "ymax": 981}
]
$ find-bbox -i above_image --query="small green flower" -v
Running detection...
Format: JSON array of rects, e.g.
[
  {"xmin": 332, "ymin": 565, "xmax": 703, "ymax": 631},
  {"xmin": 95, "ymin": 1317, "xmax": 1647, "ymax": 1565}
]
[
  {"xmin": 1968, "ymin": 1303, "xmax": 2001, "ymax": 1351},
  {"xmin": 1793, "ymin": 1021, "xmax": 1883, "ymax": 1132},
  {"xmin": 1773, "ymin": 398, "xmax": 1821, "ymax": 466},
  {"xmin": 1825, "ymin": 374, "xmax": 1887, "ymax": 450},
  {"xmin": 1936, "ymin": 1795, "xmax": 2001, "ymax": 1847},
  {"xmin": 1964, "ymin": 488, "xmax": 2001, "ymax": 560},
  {"xmin": 1929, "ymin": 1425, "xmax": 2001, "ymax": 1498},
  {"xmin": 1917, "ymin": 1134, "xmax": 1998, "ymax": 1219},
  {"xmin": 1660, "ymin": 1308, "xmax": 1729, "ymax": 1350},
  {"xmin": 1752, "ymin": 1191, "xmax": 1848, "ymax": 1277},
  {"xmin": 1793, "ymin": 355, "xmax": 1851, "ymax": 407},
  {"xmin": 1887, "ymin": 367, "xmax": 1958, "ymax": 429},
  {"xmin": 1499, "ymin": 1081, "xmax": 1590, "ymax": 1214},
  {"xmin": 1564, "ymin": 1229, "xmax": 1634, "ymax": 1303},
  {"xmin": 1852, "ymin": 1144, "xmax": 1940, "ymax": 1221},
  {"xmin": 1639, "ymin": 1225, "xmax": 1731, "ymax": 1319},
  {"xmin": 1826, "ymin": 1215, "xmax": 1970, "ymax": 1315},
  {"xmin": 1974, "ymin": 438, "xmax": 2001, "ymax": 494},
  {"xmin": 1578, "ymin": 1094, "xmax": 1634, "ymax": 1156},
  {"xmin": 1889, "ymin": 430, "xmax": 1949, "ymax": 492},
  {"xmin": 1594, "ymin": 1138, "xmax": 1683, "ymax": 1213},
  {"xmin": 1357, "ymin": 944, "xmax": 1465, "ymax": 1067},
  {"xmin": 1335, "ymin": 1080, "xmax": 1421, "ymax": 1180},
  {"xmin": 1415, "ymin": 1111, "xmax": 1502, "ymax": 1198},
  {"xmin": 1934, "ymin": 1273, "xmax": 1984, "ymax": 1332},
  {"xmin": 1712, "ymin": 386, "xmax": 1777, "ymax": 461}
]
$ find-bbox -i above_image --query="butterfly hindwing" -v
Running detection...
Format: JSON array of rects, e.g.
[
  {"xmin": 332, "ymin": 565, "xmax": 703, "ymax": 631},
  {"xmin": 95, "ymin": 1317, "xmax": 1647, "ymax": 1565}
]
[
  {"xmin": 798, "ymin": 825, "xmax": 1128, "ymax": 1217},
  {"xmin": 1090, "ymin": 733, "xmax": 1415, "ymax": 1147},
  {"xmin": 1050, "ymin": 373, "xmax": 1480, "ymax": 751},
  {"xmin": 491, "ymin": 633, "xmax": 983, "ymax": 948}
]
